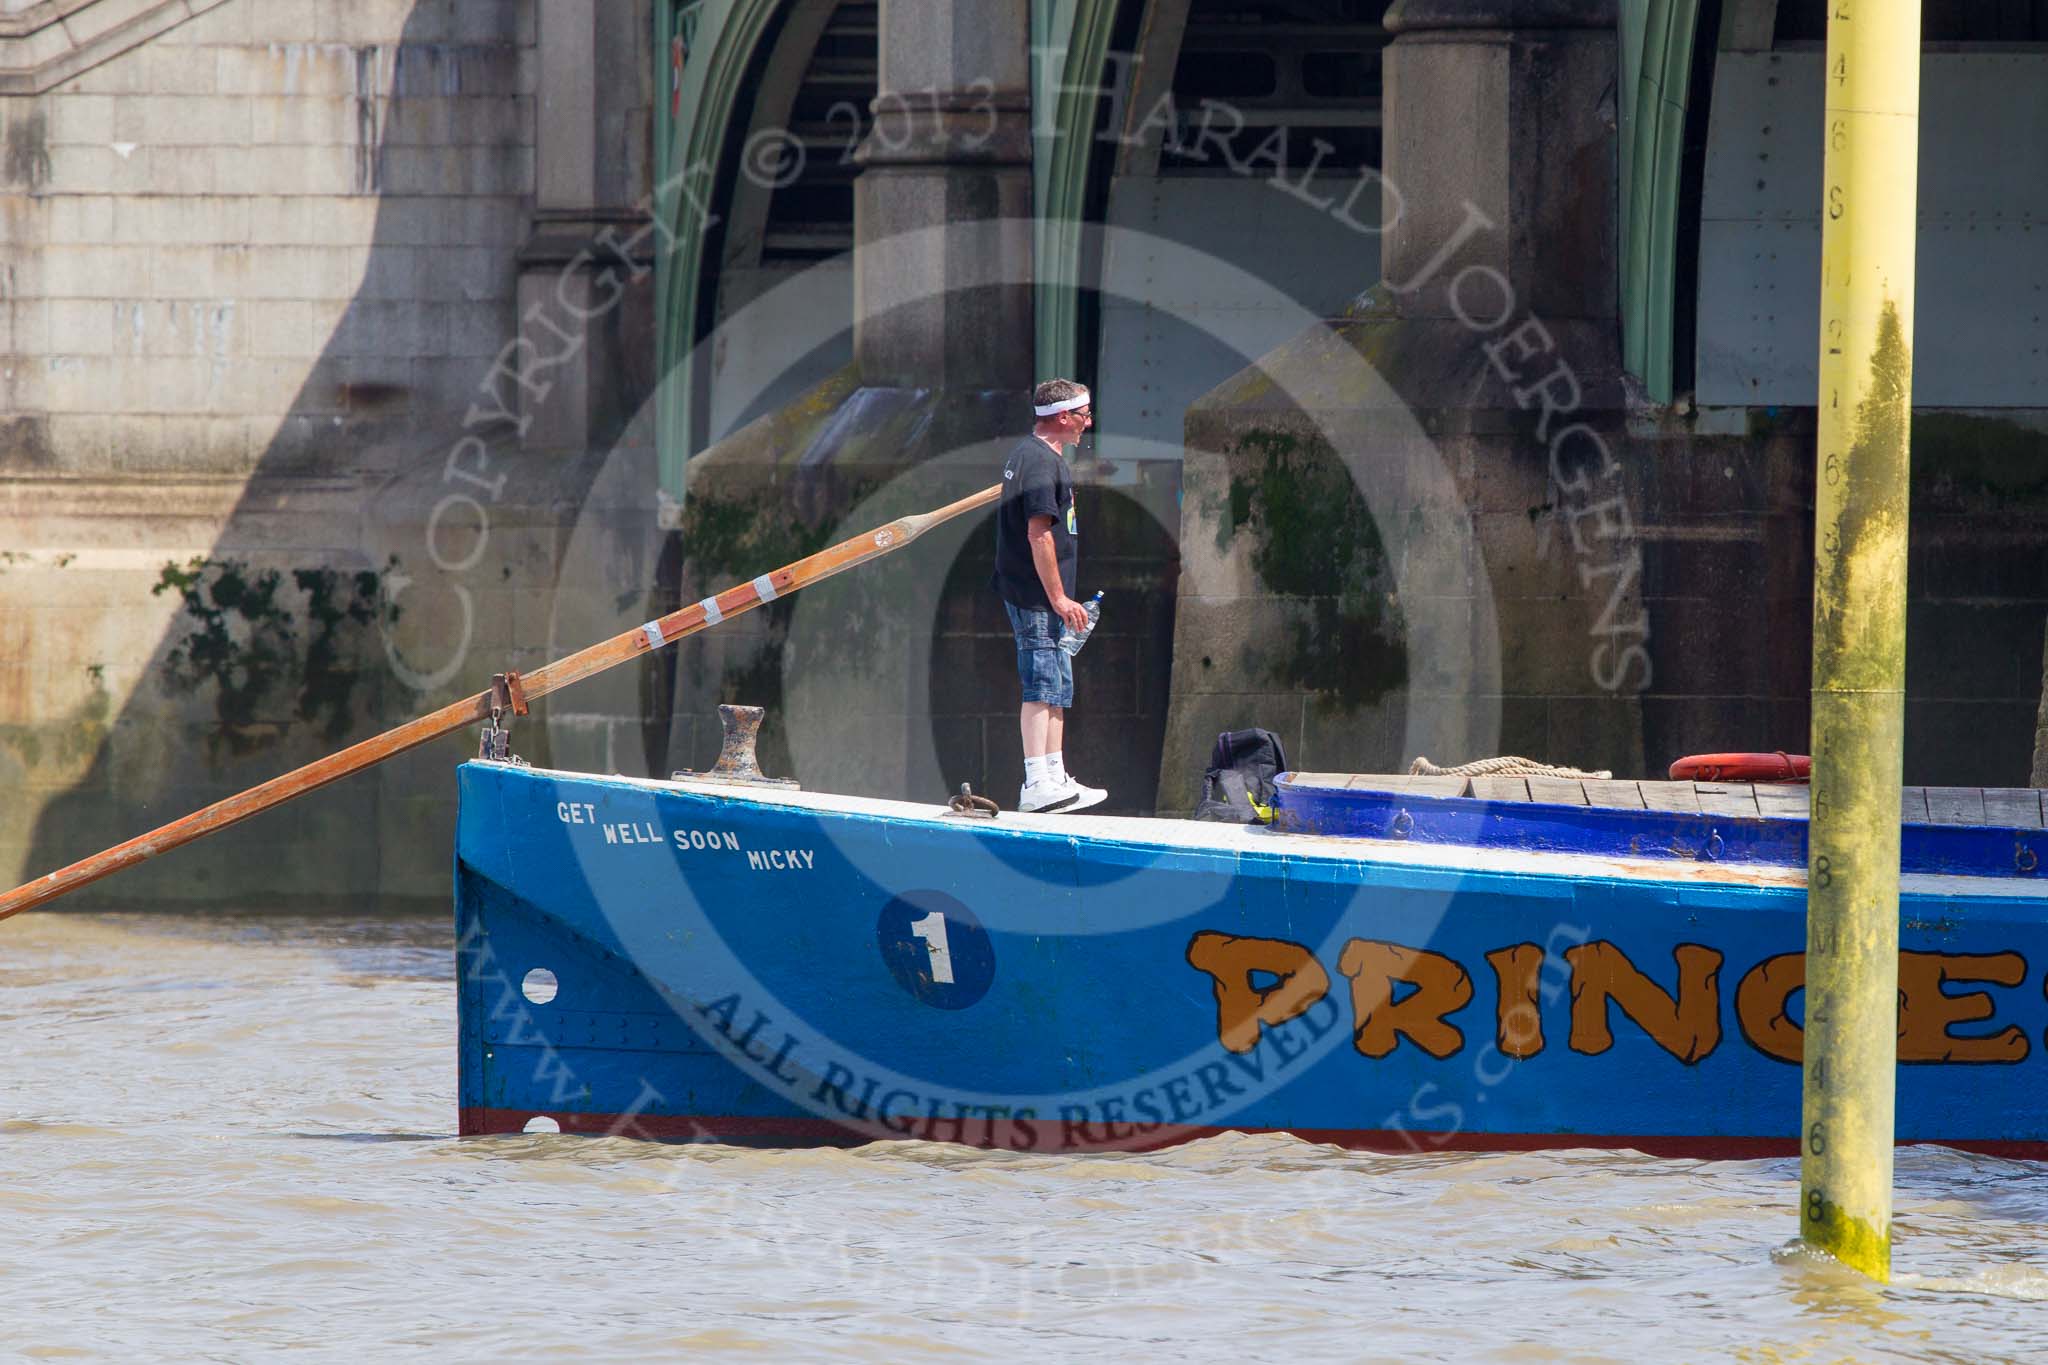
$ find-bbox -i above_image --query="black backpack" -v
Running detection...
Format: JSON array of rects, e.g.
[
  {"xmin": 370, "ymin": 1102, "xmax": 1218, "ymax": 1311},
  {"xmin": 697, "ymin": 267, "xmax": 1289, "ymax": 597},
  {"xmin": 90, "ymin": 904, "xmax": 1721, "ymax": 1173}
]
[{"xmin": 1192, "ymin": 728, "xmax": 1289, "ymax": 824}]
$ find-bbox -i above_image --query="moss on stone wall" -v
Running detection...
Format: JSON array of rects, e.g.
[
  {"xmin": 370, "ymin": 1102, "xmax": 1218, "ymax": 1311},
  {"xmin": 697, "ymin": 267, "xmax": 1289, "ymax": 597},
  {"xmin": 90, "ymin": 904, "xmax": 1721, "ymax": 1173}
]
[
  {"xmin": 673, "ymin": 479, "xmax": 896, "ymax": 744},
  {"xmin": 0, "ymin": 669, "xmax": 109, "ymax": 774},
  {"xmin": 151, "ymin": 557, "xmax": 396, "ymax": 760},
  {"xmin": 1224, "ymin": 428, "xmax": 1407, "ymax": 711}
]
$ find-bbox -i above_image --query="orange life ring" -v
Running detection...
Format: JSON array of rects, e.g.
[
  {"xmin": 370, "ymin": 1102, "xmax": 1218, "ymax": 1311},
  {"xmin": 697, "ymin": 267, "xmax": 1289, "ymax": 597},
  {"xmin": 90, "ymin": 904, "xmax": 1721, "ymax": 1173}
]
[{"xmin": 1669, "ymin": 752, "xmax": 1810, "ymax": 783}]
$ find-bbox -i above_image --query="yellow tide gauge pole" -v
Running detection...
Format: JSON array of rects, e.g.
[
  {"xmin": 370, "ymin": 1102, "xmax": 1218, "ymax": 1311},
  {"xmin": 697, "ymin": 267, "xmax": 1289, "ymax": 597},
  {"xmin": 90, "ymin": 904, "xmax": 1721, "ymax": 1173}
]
[{"xmin": 1800, "ymin": 0, "xmax": 1922, "ymax": 1281}]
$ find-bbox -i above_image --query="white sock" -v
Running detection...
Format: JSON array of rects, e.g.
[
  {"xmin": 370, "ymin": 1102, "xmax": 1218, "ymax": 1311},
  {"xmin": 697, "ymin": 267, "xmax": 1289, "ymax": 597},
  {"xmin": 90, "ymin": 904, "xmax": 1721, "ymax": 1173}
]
[
  {"xmin": 1024, "ymin": 754, "xmax": 1051, "ymax": 786},
  {"xmin": 1048, "ymin": 752, "xmax": 1068, "ymax": 784}
]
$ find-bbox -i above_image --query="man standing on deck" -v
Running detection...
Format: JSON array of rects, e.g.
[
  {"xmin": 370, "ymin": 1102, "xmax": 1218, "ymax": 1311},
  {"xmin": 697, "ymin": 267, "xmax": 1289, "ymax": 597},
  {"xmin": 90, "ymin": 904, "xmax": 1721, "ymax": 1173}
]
[{"xmin": 992, "ymin": 379, "xmax": 1108, "ymax": 814}]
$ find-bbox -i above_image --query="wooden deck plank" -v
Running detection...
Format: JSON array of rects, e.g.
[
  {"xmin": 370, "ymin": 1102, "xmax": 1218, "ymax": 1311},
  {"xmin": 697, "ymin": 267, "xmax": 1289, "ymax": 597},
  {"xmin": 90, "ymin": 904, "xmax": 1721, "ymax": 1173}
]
[
  {"xmin": 1468, "ymin": 776, "xmax": 1531, "ymax": 804},
  {"xmin": 1983, "ymin": 788, "xmax": 2044, "ymax": 829},
  {"xmin": 1294, "ymin": 774, "xmax": 2037, "ymax": 829},
  {"xmin": 1695, "ymin": 783, "xmax": 1762, "ymax": 819},
  {"xmin": 1638, "ymin": 781, "xmax": 1701, "ymax": 814},
  {"xmin": 1333, "ymin": 772, "xmax": 1405, "ymax": 792},
  {"xmin": 1924, "ymin": 787, "xmax": 1987, "ymax": 826},
  {"xmin": 1527, "ymin": 776, "xmax": 1590, "ymax": 806},
  {"xmin": 1583, "ymin": 779, "xmax": 1646, "ymax": 810},
  {"xmin": 1404, "ymin": 775, "xmax": 1469, "ymax": 798},
  {"xmin": 1753, "ymin": 785, "xmax": 1812, "ymax": 819}
]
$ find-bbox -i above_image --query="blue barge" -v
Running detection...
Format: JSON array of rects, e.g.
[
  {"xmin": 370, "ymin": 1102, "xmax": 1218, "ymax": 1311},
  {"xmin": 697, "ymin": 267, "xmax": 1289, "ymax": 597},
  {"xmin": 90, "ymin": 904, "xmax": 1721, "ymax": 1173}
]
[{"xmin": 455, "ymin": 762, "xmax": 2048, "ymax": 1156}]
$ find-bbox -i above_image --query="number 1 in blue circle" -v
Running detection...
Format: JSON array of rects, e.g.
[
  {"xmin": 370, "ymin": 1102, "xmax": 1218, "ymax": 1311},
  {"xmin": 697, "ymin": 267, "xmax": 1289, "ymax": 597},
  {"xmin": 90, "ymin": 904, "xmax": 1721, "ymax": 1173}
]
[{"xmin": 877, "ymin": 891, "xmax": 995, "ymax": 1009}]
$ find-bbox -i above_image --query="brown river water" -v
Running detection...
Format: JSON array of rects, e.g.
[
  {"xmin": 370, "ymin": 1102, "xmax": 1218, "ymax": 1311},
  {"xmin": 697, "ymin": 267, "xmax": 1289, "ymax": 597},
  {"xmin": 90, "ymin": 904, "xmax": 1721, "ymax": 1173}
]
[{"xmin": 5, "ymin": 910, "xmax": 2048, "ymax": 1361}]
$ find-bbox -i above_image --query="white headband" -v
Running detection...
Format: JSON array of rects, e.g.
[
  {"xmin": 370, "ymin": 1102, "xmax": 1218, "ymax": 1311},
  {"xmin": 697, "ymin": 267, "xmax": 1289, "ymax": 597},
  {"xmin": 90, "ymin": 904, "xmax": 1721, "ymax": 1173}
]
[{"xmin": 1033, "ymin": 392, "xmax": 1091, "ymax": 417}]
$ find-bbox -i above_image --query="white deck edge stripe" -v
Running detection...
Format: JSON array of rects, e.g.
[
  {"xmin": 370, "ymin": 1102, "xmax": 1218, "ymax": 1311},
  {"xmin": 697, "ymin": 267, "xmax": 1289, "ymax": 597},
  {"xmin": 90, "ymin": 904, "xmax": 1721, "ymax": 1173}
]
[{"xmin": 505, "ymin": 766, "xmax": 2048, "ymax": 900}]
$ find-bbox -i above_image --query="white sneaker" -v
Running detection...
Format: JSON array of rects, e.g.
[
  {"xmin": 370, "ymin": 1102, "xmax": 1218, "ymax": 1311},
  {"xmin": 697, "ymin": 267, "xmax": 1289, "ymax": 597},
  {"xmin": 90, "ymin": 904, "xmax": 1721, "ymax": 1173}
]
[
  {"xmin": 1018, "ymin": 778, "xmax": 1078, "ymax": 814},
  {"xmin": 1054, "ymin": 775, "xmax": 1107, "ymax": 814}
]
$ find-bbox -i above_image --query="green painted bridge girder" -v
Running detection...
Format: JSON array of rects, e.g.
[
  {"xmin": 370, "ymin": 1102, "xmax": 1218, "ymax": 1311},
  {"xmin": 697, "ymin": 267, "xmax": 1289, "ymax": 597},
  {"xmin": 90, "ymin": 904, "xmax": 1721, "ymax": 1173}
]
[
  {"xmin": 1619, "ymin": 0, "xmax": 1704, "ymax": 406},
  {"xmin": 658, "ymin": 0, "xmax": 1698, "ymax": 474},
  {"xmin": 654, "ymin": 0, "xmax": 1134, "ymax": 501},
  {"xmin": 654, "ymin": 0, "xmax": 788, "ymax": 500},
  {"xmin": 1034, "ymin": 0, "xmax": 1130, "ymax": 383}
]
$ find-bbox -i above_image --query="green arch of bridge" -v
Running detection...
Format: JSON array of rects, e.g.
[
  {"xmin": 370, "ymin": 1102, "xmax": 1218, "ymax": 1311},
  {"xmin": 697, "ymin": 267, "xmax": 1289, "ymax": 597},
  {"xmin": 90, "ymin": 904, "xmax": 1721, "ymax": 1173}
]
[
  {"xmin": 657, "ymin": 2, "xmax": 1711, "ymax": 468},
  {"xmin": 655, "ymin": 0, "xmax": 1140, "ymax": 491},
  {"xmin": 1620, "ymin": 0, "xmax": 1709, "ymax": 404},
  {"xmin": 654, "ymin": 0, "xmax": 789, "ymax": 497},
  {"xmin": 1033, "ymin": 0, "xmax": 1136, "ymax": 381}
]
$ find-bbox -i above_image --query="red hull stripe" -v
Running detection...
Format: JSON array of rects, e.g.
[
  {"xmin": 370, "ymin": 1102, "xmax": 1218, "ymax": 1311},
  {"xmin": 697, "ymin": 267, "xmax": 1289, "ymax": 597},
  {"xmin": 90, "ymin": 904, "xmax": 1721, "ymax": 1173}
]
[{"xmin": 457, "ymin": 1109, "xmax": 2048, "ymax": 1161}]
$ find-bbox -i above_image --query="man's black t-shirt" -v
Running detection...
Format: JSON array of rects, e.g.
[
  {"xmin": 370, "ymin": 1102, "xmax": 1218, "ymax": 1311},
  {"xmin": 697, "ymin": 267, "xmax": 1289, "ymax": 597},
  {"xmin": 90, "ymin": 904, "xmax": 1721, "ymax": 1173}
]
[{"xmin": 991, "ymin": 435, "xmax": 1077, "ymax": 611}]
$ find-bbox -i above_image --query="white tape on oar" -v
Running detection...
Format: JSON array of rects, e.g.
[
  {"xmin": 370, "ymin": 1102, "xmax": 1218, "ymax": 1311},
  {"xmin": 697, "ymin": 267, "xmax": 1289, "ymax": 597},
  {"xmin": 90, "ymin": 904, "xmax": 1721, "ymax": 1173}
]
[
  {"xmin": 752, "ymin": 574, "xmax": 779, "ymax": 602},
  {"xmin": 641, "ymin": 621, "xmax": 665, "ymax": 649},
  {"xmin": 699, "ymin": 596, "xmax": 723, "ymax": 625}
]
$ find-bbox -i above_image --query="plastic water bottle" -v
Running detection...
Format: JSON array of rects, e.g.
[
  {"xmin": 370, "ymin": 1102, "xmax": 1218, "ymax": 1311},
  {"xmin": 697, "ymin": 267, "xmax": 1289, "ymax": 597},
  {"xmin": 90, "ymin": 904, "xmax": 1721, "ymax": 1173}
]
[{"xmin": 1059, "ymin": 592, "xmax": 1104, "ymax": 657}]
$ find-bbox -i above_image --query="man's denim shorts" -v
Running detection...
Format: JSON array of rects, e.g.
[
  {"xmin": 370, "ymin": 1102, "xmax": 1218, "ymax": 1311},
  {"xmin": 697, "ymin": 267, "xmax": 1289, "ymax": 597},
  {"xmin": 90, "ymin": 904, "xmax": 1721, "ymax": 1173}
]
[{"xmin": 1004, "ymin": 601, "xmax": 1074, "ymax": 707}]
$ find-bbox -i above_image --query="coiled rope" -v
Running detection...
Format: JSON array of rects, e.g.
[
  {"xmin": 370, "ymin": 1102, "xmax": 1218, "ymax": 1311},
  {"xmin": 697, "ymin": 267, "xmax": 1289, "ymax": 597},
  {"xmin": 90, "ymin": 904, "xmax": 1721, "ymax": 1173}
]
[{"xmin": 1409, "ymin": 755, "xmax": 1614, "ymax": 780}]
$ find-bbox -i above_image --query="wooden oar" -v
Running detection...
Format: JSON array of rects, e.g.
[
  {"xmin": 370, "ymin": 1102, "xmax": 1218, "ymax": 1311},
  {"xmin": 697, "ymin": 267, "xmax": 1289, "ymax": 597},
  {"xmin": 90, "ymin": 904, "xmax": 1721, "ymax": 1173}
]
[{"xmin": 0, "ymin": 484, "xmax": 1002, "ymax": 922}]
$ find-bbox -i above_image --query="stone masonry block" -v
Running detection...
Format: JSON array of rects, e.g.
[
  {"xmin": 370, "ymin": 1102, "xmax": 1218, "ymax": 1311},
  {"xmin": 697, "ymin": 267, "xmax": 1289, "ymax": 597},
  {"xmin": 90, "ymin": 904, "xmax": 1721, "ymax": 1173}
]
[
  {"xmin": 119, "ymin": 95, "xmax": 253, "ymax": 147},
  {"xmin": 243, "ymin": 0, "xmax": 320, "ymax": 44},
  {"xmin": 157, "ymin": 413, "xmax": 256, "ymax": 466},
  {"xmin": 422, "ymin": 245, "xmax": 504, "ymax": 302},
  {"xmin": 249, "ymin": 94, "xmax": 353, "ymax": 146},
  {"xmin": 376, "ymin": 146, "xmax": 454, "ymax": 196},
  {"xmin": 110, "ymin": 299, "xmax": 246, "ymax": 361},
  {"xmin": 144, "ymin": 44, "xmax": 221, "ymax": 94},
  {"xmin": 144, "ymin": 147, "xmax": 214, "ymax": 195},
  {"xmin": 125, "ymin": 358, "xmax": 212, "ymax": 414},
  {"xmin": 59, "ymin": 0, "xmax": 167, "ymax": 47},
  {"xmin": 214, "ymin": 42, "xmax": 362, "ymax": 97},
  {"xmin": 45, "ymin": 95, "xmax": 115, "ymax": 145},
  {"xmin": 367, "ymin": 195, "xmax": 439, "ymax": 246},
  {"xmin": 459, "ymin": 196, "xmax": 528, "ymax": 246},
  {"xmin": 158, "ymin": 0, "xmax": 252, "ymax": 45},
  {"xmin": 446, "ymin": 300, "xmax": 513, "ymax": 357},
  {"xmin": 357, "ymin": 245, "xmax": 423, "ymax": 299},
  {"xmin": 409, "ymin": 354, "xmax": 493, "ymax": 407},
  {"xmin": 114, "ymin": 194, "xmax": 251, "ymax": 245},
  {"xmin": 35, "ymin": 356, "xmax": 115, "ymax": 413},
  {"xmin": 449, "ymin": 95, "xmax": 531, "ymax": 147},
  {"xmin": 6, "ymin": 300, "xmax": 49, "ymax": 354},
  {"xmin": 46, "ymin": 195, "xmax": 116, "ymax": 244},
  {"xmin": 43, "ymin": 246, "xmax": 152, "ymax": 298},
  {"xmin": 6, "ymin": 18, "xmax": 73, "ymax": 72},
  {"xmin": 5, "ymin": 357, "xmax": 46, "ymax": 411},
  {"xmin": 379, "ymin": 96, "xmax": 452, "ymax": 147},
  {"xmin": 218, "ymin": 144, "xmax": 354, "ymax": 197},
  {"xmin": 286, "ymin": 192, "xmax": 378, "ymax": 245},
  {"xmin": 45, "ymin": 144, "xmax": 152, "ymax": 194},
  {"xmin": 312, "ymin": 0, "xmax": 418, "ymax": 44},
  {"xmin": 328, "ymin": 299, "xmax": 446, "ymax": 359},
  {"xmin": 60, "ymin": 49, "xmax": 151, "ymax": 95},
  {"xmin": 46, "ymin": 299, "xmax": 114, "ymax": 355},
  {"xmin": 456, "ymin": 0, "xmax": 527, "ymax": 45},
  {"xmin": 37, "ymin": 414, "xmax": 116, "ymax": 467},
  {"xmin": 144, "ymin": 244, "xmax": 222, "ymax": 299},
  {"xmin": 247, "ymin": 245, "xmax": 363, "ymax": 301},
  {"xmin": 245, "ymin": 195, "xmax": 309, "ymax": 243},
  {"xmin": 247, "ymin": 300, "xmax": 311, "ymax": 357},
  {"xmin": 201, "ymin": 355, "xmax": 294, "ymax": 416},
  {"xmin": 472, "ymin": 145, "xmax": 532, "ymax": 196}
]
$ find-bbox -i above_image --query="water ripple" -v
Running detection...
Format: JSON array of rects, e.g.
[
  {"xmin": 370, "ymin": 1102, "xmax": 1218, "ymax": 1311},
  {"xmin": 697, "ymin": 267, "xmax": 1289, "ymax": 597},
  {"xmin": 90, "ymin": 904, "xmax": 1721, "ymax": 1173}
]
[{"xmin": 4, "ymin": 911, "xmax": 2048, "ymax": 1359}]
